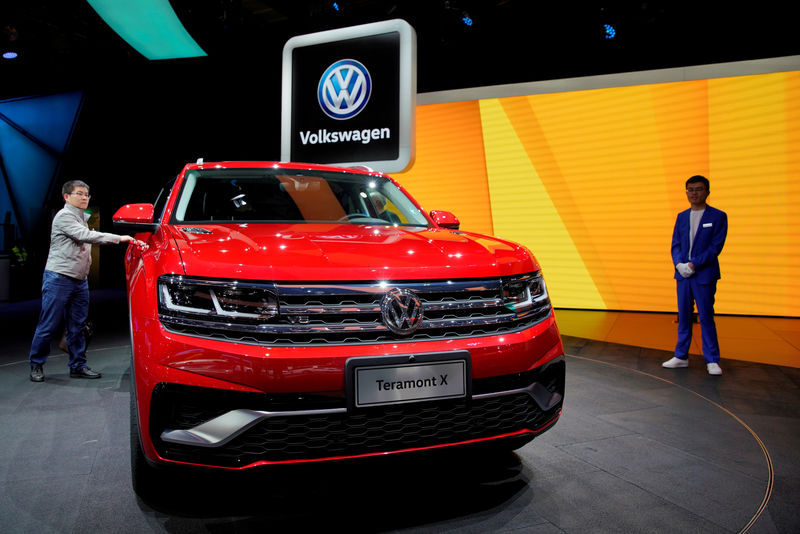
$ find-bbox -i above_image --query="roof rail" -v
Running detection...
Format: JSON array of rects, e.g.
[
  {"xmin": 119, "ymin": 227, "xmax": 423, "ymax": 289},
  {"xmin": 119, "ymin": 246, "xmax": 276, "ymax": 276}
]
[{"xmin": 348, "ymin": 165, "xmax": 376, "ymax": 173}]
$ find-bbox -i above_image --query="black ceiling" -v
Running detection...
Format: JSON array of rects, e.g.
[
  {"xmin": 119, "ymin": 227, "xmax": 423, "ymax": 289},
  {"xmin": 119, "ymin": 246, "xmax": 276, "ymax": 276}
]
[{"xmin": 2, "ymin": 0, "xmax": 800, "ymax": 99}]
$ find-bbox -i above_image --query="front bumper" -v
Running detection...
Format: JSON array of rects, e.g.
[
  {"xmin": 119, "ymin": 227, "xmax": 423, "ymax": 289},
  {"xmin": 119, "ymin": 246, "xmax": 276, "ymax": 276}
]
[
  {"xmin": 149, "ymin": 356, "xmax": 565, "ymax": 468},
  {"xmin": 132, "ymin": 312, "xmax": 565, "ymax": 469}
]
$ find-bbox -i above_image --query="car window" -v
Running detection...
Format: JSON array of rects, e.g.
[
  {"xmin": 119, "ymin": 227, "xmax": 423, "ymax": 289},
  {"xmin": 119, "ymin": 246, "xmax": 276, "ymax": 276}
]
[{"xmin": 171, "ymin": 169, "xmax": 428, "ymax": 226}]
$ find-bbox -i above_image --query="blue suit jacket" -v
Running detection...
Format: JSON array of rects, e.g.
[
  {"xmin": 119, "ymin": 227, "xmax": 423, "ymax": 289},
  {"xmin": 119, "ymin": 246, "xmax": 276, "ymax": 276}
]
[{"xmin": 671, "ymin": 205, "xmax": 728, "ymax": 283}]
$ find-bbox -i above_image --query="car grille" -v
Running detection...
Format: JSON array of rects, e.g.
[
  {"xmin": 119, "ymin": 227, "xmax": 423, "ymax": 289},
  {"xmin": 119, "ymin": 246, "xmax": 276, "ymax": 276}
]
[
  {"xmin": 160, "ymin": 277, "xmax": 552, "ymax": 346},
  {"xmin": 150, "ymin": 358, "xmax": 565, "ymax": 468}
]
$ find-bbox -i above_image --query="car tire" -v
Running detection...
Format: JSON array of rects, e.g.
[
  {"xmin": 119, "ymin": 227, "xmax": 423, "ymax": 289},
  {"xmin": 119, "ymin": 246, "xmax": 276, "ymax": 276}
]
[{"xmin": 130, "ymin": 378, "xmax": 167, "ymax": 501}]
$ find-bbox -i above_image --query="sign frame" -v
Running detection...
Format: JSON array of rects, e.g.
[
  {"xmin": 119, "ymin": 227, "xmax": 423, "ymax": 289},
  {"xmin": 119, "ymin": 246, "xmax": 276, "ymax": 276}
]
[{"xmin": 281, "ymin": 19, "xmax": 416, "ymax": 173}]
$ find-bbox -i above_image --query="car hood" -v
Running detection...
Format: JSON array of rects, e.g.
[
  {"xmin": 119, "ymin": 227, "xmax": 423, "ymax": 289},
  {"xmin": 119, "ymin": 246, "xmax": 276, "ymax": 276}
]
[{"xmin": 167, "ymin": 223, "xmax": 538, "ymax": 280}]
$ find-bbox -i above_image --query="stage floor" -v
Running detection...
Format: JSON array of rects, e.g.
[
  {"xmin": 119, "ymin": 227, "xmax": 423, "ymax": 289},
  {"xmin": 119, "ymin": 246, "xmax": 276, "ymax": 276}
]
[{"xmin": 1, "ymin": 291, "xmax": 798, "ymax": 533}]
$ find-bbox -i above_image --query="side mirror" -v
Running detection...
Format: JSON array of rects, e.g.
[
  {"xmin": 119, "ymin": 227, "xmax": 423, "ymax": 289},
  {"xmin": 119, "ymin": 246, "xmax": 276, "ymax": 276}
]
[
  {"xmin": 113, "ymin": 203, "xmax": 158, "ymax": 233},
  {"xmin": 429, "ymin": 210, "xmax": 460, "ymax": 230}
]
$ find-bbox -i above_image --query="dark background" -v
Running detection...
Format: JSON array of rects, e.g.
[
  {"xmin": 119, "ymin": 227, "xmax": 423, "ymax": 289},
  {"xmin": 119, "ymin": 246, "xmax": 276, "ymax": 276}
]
[{"xmin": 1, "ymin": 0, "xmax": 799, "ymax": 293}]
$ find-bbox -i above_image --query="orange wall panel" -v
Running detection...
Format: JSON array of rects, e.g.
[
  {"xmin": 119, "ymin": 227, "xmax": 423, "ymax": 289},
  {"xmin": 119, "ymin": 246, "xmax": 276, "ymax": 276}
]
[{"xmin": 393, "ymin": 100, "xmax": 494, "ymax": 236}]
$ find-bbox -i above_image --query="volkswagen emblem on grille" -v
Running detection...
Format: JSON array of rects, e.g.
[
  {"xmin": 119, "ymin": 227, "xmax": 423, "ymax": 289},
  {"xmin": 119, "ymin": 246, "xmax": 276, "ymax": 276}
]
[
  {"xmin": 380, "ymin": 288, "xmax": 423, "ymax": 335},
  {"xmin": 318, "ymin": 59, "xmax": 372, "ymax": 120}
]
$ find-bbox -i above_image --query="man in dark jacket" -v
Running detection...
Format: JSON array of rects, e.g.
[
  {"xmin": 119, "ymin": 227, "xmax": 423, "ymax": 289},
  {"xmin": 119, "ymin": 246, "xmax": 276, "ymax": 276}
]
[
  {"xmin": 663, "ymin": 175, "xmax": 728, "ymax": 375},
  {"xmin": 29, "ymin": 180, "xmax": 142, "ymax": 382}
]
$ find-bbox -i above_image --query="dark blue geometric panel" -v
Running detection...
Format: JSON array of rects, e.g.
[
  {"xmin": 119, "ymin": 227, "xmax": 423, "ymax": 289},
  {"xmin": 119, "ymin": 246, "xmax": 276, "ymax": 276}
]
[{"xmin": 0, "ymin": 91, "xmax": 84, "ymax": 251}]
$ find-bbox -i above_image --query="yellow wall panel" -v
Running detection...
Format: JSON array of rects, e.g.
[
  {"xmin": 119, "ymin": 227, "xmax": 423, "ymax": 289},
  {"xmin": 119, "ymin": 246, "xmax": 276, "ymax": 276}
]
[
  {"xmin": 497, "ymin": 96, "xmax": 619, "ymax": 309},
  {"xmin": 403, "ymin": 70, "xmax": 800, "ymax": 317},
  {"xmin": 479, "ymin": 98, "xmax": 606, "ymax": 309},
  {"xmin": 519, "ymin": 85, "xmax": 680, "ymax": 311}
]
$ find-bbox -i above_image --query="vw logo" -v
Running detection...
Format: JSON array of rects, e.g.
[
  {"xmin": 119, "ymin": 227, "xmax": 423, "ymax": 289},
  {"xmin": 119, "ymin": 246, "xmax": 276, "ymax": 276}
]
[
  {"xmin": 380, "ymin": 288, "xmax": 423, "ymax": 335},
  {"xmin": 317, "ymin": 59, "xmax": 372, "ymax": 120}
]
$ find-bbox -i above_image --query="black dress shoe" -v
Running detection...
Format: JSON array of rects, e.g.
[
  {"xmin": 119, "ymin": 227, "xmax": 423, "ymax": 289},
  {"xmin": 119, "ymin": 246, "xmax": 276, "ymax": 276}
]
[
  {"xmin": 30, "ymin": 365, "xmax": 45, "ymax": 382},
  {"xmin": 70, "ymin": 366, "xmax": 102, "ymax": 379}
]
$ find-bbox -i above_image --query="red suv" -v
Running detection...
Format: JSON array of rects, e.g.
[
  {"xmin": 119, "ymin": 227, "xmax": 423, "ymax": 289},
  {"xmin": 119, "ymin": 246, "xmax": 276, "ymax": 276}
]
[{"xmin": 113, "ymin": 161, "xmax": 565, "ymax": 497}]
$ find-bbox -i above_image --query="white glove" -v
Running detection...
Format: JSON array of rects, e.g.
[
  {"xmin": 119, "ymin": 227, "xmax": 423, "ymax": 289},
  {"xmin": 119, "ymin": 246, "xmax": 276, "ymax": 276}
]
[{"xmin": 675, "ymin": 263, "xmax": 695, "ymax": 278}]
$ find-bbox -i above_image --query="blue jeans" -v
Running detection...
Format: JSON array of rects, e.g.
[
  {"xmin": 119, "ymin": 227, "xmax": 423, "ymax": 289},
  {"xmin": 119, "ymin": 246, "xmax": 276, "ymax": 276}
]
[{"xmin": 29, "ymin": 270, "xmax": 90, "ymax": 370}]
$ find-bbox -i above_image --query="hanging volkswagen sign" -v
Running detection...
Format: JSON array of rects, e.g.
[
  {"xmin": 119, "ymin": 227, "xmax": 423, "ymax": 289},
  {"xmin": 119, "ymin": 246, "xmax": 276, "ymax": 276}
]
[
  {"xmin": 281, "ymin": 19, "xmax": 416, "ymax": 173},
  {"xmin": 318, "ymin": 59, "xmax": 372, "ymax": 120}
]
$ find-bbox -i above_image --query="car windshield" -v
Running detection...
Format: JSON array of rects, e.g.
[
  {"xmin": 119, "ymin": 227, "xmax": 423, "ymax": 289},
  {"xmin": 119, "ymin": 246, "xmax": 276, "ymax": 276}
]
[{"xmin": 171, "ymin": 169, "xmax": 430, "ymax": 226}]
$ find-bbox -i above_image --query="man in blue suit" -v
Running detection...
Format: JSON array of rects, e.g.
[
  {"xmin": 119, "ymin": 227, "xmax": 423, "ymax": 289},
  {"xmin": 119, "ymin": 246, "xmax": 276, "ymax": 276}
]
[{"xmin": 663, "ymin": 175, "xmax": 728, "ymax": 375}]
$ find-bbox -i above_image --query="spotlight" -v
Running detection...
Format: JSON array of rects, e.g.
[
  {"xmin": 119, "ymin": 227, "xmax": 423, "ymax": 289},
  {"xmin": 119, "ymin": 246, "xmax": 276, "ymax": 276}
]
[{"xmin": 2, "ymin": 51, "xmax": 18, "ymax": 59}]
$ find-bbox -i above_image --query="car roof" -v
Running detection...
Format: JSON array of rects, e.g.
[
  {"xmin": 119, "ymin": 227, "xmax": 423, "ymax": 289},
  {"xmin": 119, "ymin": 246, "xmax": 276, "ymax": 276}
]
[{"xmin": 182, "ymin": 161, "xmax": 386, "ymax": 177}]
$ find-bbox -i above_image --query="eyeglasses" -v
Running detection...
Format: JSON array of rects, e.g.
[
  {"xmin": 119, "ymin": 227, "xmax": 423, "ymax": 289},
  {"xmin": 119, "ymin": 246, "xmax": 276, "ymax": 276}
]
[
  {"xmin": 70, "ymin": 192, "xmax": 91, "ymax": 198},
  {"xmin": 685, "ymin": 188, "xmax": 706, "ymax": 194}
]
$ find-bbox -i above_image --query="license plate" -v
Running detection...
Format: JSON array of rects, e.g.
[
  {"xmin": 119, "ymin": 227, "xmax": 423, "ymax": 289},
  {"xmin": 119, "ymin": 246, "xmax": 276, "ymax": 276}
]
[{"xmin": 352, "ymin": 358, "xmax": 468, "ymax": 408}]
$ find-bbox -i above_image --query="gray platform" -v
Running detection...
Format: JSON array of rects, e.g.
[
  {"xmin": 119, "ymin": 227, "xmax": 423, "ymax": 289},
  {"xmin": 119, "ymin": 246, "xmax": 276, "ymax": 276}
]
[{"xmin": 1, "ymin": 290, "xmax": 798, "ymax": 533}]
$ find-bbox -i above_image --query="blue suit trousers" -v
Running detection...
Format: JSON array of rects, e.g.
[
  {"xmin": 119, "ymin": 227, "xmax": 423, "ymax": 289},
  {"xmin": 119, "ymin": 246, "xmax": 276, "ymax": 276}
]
[{"xmin": 675, "ymin": 277, "xmax": 720, "ymax": 363}]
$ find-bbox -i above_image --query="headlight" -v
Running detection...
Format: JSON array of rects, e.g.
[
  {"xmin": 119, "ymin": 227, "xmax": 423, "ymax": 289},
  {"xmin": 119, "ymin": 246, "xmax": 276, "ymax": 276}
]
[
  {"xmin": 502, "ymin": 272, "xmax": 550, "ymax": 317},
  {"xmin": 158, "ymin": 276, "xmax": 279, "ymax": 323}
]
